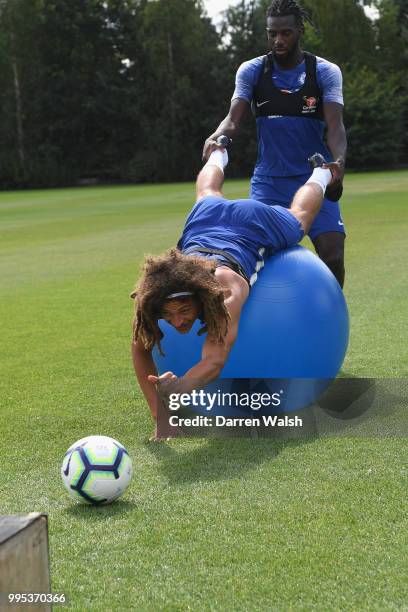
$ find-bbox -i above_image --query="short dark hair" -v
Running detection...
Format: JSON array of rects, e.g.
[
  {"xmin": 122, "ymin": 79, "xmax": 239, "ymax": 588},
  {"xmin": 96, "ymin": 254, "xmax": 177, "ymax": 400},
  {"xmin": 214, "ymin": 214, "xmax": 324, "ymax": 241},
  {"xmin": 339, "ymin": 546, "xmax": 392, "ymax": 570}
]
[{"xmin": 266, "ymin": 0, "xmax": 312, "ymax": 28}]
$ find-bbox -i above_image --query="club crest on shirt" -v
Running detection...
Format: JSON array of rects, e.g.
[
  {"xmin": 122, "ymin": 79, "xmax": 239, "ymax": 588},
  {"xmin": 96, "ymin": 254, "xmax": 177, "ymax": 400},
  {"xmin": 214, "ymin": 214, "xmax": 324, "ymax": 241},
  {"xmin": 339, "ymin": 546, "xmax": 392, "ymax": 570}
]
[{"xmin": 302, "ymin": 96, "xmax": 319, "ymax": 113}]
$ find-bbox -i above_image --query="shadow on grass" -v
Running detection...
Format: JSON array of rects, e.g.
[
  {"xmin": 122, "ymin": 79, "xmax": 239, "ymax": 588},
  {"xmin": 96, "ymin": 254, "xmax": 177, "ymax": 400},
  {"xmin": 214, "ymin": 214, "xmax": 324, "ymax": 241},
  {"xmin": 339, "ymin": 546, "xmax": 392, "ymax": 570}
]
[
  {"xmin": 318, "ymin": 372, "xmax": 377, "ymax": 420},
  {"xmin": 144, "ymin": 432, "xmax": 317, "ymax": 485},
  {"xmin": 318, "ymin": 372, "xmax": 407, "ymax": 430},
  {"xmin": 62, "ymin": 499, "xmax": 138, "ymax": 520},
  {"xmin": 145, "ymin": 375, "xmax": 408, "ymax": 485}
]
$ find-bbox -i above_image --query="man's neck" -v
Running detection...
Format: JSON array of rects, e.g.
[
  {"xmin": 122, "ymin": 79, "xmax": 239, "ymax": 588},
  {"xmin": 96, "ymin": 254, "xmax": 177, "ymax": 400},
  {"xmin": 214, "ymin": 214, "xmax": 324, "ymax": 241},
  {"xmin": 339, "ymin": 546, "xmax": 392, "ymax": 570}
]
[{"xmin": 273, "ymin": 48, "xmax": 304, "ymax": 70}]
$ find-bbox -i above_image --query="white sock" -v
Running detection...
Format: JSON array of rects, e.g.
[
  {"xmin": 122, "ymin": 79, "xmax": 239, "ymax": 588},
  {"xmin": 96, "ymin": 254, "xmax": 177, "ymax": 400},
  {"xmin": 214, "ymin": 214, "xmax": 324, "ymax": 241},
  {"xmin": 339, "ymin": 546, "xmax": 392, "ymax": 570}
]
[
  {"xmin": 306, "ymin": 167, "xmax": 332, "ymax": 195},
  {"xmin": 204, "ymin": 149, "xmax": 228, "ymax": 173}
]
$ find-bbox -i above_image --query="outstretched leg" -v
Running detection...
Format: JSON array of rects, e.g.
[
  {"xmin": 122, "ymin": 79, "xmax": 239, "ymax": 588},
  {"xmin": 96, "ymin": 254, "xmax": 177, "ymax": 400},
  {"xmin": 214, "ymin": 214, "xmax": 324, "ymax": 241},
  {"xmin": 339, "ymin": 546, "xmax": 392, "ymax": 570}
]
[
  {"xmin": 289, "ymin": 166, "xmax": 334, "ymax": 235},
  {"xmin": 196, "ymin": 144, "xmax": 229, "ymax": 200},
  {"xmin": 290, "ymin": 155, "xmax": 345, "ymax": 286}
]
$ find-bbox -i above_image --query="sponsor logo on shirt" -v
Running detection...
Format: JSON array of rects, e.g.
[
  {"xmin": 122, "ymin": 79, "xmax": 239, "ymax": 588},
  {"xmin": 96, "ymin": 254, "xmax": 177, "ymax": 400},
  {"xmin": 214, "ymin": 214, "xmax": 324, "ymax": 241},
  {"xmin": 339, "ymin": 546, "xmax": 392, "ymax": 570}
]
[{"xmin": 302, "ymin": 96, "xmax": 319, "ymax": 113}]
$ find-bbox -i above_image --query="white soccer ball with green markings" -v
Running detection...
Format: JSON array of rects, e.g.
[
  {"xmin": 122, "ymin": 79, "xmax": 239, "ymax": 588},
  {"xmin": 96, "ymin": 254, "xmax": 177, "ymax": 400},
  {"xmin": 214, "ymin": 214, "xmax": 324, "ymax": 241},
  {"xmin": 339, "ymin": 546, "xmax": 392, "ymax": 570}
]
[{"xmin": 61, "ymin": 435, "xmax": 132, "ymax": 505}]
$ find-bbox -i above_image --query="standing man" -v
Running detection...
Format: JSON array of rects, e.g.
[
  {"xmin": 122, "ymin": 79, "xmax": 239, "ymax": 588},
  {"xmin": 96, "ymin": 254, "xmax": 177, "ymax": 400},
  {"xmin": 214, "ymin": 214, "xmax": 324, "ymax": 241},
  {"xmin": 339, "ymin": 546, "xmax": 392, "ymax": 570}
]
[{"xmin": 203, "ymin": 0, "xmax": 347, "ymax": 286}]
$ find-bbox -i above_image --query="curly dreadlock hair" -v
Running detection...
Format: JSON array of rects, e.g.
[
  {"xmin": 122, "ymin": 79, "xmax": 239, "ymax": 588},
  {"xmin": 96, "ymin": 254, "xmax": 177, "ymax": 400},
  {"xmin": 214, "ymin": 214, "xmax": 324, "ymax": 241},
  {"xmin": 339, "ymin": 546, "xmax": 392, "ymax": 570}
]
[
  {"xmin": 266, "ymin": 0, "xmax": 313, "ymax": 28},
  {"xmin": 131, "ymin": 249, "xmax": 231, "ymax": 356}
]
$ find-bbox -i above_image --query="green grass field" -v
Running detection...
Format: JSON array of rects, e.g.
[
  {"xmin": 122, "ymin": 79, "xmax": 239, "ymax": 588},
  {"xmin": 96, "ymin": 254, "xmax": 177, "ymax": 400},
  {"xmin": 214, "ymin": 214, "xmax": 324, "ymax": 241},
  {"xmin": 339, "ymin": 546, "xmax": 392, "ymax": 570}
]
[{"xmin": 1, "ymin": 171, "xmax": 407, "ymax": 610}]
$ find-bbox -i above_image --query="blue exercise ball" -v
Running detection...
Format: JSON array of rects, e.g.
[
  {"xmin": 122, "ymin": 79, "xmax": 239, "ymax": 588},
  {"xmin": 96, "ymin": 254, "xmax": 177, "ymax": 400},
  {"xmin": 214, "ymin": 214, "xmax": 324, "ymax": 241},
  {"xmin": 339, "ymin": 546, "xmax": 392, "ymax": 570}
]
[{"xmin": 153, "ymin": 246, "xmax": 349, "ymax": 412}]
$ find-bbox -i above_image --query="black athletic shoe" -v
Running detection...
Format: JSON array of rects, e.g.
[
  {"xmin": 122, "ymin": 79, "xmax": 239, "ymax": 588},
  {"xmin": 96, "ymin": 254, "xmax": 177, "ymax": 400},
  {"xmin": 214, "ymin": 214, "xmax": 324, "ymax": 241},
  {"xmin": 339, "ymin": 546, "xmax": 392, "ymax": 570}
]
[
  {"xmin": 216, "ymin": 135, "xmax": 232, "ymax": 149},
  {"xmin": 308, "ymin": 152, "xmax": 343, "ymax": 202}
]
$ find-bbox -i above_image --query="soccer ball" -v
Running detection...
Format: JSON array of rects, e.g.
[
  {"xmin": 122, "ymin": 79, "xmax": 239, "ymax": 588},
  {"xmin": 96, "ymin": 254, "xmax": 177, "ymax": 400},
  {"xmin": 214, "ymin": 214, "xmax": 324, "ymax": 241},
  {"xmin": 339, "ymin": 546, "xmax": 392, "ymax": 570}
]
[{"xmin": 61, "ymin": 435, "xmax": 133, "ymax": 505}]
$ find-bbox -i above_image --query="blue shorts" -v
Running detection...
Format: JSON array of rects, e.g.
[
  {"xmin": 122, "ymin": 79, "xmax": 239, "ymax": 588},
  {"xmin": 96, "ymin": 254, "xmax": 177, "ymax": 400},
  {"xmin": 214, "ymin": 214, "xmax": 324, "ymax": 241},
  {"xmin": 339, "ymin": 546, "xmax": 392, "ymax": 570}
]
[
  {"xmin": 178, "ymin": 196, "xmax": 304, "ymax": 285},
  {"xmin": 250, "ymin": 174, "xmax": 345, "ymax": 241}
]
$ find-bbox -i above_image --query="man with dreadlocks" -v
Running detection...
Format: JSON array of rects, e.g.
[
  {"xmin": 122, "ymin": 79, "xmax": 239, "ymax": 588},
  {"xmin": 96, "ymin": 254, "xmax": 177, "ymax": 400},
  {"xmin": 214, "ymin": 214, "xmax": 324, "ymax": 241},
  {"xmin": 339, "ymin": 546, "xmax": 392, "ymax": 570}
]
[
  {"xmin": 203, "ymin": 0, "xmax": 347, "ymax": 287},
  {"xmin": 131, "ymin": 141, "xmax": 338, "ymax": 437}
]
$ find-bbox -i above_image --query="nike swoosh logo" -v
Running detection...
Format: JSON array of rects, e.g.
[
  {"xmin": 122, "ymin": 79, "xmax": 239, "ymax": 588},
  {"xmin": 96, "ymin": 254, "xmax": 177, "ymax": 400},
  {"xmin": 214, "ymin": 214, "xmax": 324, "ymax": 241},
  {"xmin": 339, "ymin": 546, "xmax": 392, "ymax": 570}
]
[
  {"xmin": 338, "ymin": 221, "xmax": 344, "ymax": 226},
  {"xmin": 256, "ymin": 100, "xmax": 270, "ymax": 107}
]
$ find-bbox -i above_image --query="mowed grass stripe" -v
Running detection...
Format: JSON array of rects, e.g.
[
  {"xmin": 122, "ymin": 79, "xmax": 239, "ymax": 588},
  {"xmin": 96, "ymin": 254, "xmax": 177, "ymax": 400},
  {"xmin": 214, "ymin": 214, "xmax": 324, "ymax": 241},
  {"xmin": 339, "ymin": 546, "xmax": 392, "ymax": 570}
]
[
  {"xmin": 0, "ymin": 171, "xmax": 407, "ymax": 610},
  {"xmin": 0, "ymin": 185, "xmax": 192, "ymax": 250},
  {"xmin": 0, "ymin": 434, "xmax": 407, "ymax": 610},
  {"xmin": 0, "ymin": 218, "xmax": 181, "ymax": 292},
  {"xmin": 0, "ymin": 183, "xmax": 193, "ymax": 211},
  {"xmin": 341, "ymin": 181, "xmax": 408, "ymax": 376}
]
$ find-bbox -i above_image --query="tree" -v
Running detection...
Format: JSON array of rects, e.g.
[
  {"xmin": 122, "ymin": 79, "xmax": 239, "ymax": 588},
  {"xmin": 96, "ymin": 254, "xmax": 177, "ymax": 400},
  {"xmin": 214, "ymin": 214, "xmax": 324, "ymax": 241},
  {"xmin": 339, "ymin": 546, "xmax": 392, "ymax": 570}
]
[
  {"xmin": 0, "ymin": 0, "xmax": 406, "ymax": 187},
  {"xmin": 33, "ymin": 0, "xmax": 133, "ymax": 184},
  {"xmin": 344, "ymin": 65, "xmax": 405, "ymax": 167},
  {"xmin": 373, "ymin": 0, "xmax": 408, "ymax": 161},
  {"xmin": 123, "ymin": 0, "xmax": 229, "ymax": 182},
  {"xmin": 0, "ymin": 0, "xmax": 43, "ymax": 186},
  {"xmin": 303, "ymin": 0, "xmax": 375, "ymax": 66}
]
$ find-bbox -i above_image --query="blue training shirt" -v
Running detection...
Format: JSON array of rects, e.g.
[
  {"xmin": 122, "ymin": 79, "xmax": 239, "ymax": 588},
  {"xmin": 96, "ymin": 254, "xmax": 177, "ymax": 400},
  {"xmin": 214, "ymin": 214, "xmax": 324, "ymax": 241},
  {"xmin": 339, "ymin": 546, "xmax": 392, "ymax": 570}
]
[
  {"xmin": 177, "ymin": 196, "xmax": 303, "ymax": 286},
  {"xmin": 232, "ymin": 55, "xmax": 344, "ymax": 177}
]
